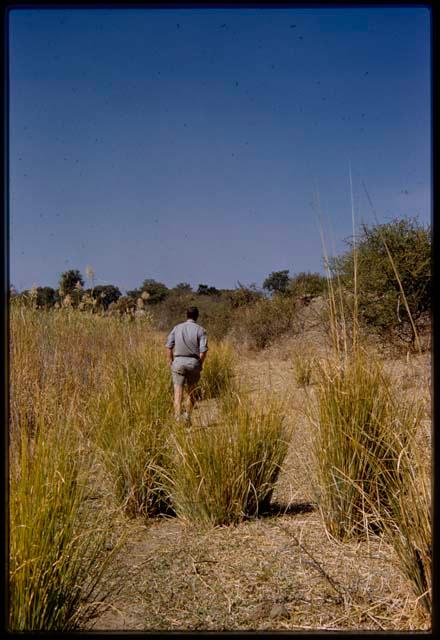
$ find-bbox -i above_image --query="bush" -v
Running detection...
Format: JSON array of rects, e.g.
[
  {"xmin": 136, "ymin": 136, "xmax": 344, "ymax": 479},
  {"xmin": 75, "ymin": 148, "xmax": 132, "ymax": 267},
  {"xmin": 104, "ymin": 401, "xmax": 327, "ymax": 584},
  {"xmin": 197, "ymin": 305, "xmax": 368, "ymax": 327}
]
[
  {"xmin": 288, "ymin": 272, "xmax": 326, "ymax": 299},
  {"xmin": 329, "ymin": 216, "xmax": 431, "ymax": 347},
  {"xmin": 152, "ymin": 292, "xmax": 233, "ymax": 342},
  {"xmin": 231, "ymin": 295, "xmax": 298, "ymax": 350}
]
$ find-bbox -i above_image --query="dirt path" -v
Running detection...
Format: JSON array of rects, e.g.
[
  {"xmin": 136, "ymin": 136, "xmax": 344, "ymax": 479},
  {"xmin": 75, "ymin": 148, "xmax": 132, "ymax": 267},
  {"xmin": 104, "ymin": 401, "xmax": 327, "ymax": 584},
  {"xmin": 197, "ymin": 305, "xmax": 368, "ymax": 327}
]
[{"xmin": 86, "ymin": 344, "xmax": 430, "ymax": 632}]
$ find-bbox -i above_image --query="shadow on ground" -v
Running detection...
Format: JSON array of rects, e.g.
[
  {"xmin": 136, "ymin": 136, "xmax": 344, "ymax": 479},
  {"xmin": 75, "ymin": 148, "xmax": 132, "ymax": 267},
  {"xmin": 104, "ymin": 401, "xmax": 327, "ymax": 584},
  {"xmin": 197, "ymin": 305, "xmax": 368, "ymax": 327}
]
[{"xmin": 259, "ymin": 501, "xmax": 317, "ymax": 519}]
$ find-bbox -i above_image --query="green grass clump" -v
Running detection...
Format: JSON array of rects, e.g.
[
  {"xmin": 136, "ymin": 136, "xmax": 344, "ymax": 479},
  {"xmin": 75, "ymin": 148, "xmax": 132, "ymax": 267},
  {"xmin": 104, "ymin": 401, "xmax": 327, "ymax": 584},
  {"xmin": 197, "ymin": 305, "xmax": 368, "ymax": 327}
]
[
  {"xmin": 312, "ymin": 351, "xmax": 421, "ymax": 540},
  {"xmin": 379, "ymin": 442, "xmax": 431, "ymax": 612},
  {"xmin": 165, "ymin": 393, "xmax": 290, "ymax": 526},
  {"xmin": 93, "ymin": 346, "xmax": 174, "ymax": 518},
  {"xmin": 9, "ymin": 409, "xmax": 107, "ymax": 631}
]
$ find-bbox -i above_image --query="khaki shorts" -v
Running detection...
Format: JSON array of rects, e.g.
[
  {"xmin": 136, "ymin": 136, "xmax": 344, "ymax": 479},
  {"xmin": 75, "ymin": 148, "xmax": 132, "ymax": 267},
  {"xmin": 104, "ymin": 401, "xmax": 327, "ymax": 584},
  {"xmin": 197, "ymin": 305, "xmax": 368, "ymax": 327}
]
[{"xmin": 171, "ymin": 357, "xmax": 201, "ymax": 386}]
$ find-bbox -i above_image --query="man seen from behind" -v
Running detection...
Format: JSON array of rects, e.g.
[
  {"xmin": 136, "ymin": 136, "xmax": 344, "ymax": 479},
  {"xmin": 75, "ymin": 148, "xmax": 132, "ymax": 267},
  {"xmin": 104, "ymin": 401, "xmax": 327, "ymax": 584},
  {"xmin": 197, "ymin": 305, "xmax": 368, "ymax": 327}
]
[{"xmin": 165, "ymin": 306, "xmax": 208, "ymax": 422}]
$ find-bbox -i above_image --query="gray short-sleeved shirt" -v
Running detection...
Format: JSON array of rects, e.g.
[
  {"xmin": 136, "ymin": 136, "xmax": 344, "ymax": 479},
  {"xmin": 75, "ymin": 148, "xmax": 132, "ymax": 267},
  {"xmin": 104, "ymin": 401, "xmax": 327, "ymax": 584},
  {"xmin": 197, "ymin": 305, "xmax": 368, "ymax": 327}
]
[{"xmin": 166, "ymin": 319, "xmax": 208, "ymax": 359}]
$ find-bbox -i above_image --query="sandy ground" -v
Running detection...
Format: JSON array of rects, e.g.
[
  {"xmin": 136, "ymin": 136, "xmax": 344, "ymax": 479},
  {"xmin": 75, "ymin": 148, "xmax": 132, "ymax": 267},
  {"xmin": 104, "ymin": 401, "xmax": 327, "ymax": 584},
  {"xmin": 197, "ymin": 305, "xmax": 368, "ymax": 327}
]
[{"xmin": 85, "ymin": 331, "xmax": 431, "ymax": 632}]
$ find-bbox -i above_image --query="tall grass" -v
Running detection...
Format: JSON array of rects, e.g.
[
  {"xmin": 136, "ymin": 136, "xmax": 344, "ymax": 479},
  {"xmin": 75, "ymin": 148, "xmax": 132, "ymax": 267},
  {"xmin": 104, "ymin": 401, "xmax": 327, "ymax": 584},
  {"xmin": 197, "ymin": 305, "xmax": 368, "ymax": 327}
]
[
  {"xmin": 9, "ymin": 307, "xmax": 118, "ymax": 630},
  {"xmin": 312, "ymin": 194, "xmax": 431, "ymax": 613},
  {"xmin": 292, "ymin": 350, "xmax": 315, "ymax": 387},
  {"xmin": 198, "ymin": 341, "xmax": 236, "ymax": 399},
  {"xmin": 91, "ymin": 345, "xmax": 174, "ymax": 518},
  {"xmin": 165, "ymin": 392, "xmax": 290, "ymax": 526},
  {"xmin": 9, "ymin": 414, "xmax": 108, "ymax": 631},
  {"xmin": 311, "ymin": 351, "xmax": 422, "ymax": 540}
]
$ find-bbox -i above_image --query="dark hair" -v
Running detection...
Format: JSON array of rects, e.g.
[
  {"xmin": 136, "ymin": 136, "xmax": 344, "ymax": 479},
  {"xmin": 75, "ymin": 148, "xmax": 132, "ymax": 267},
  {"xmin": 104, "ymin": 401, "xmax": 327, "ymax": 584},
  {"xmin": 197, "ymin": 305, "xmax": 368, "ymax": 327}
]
[{"xmin": 186, "ymin": 306, "xmax": 199, "ymax": 320}]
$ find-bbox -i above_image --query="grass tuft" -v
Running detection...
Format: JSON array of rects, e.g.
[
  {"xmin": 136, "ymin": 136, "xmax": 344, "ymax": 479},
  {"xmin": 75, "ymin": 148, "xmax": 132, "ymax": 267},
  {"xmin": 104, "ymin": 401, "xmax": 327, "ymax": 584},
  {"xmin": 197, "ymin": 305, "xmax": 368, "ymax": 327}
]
[
  {"xmin": 165, "ymin": 392, "xmax": 290, "ymax": 526},
  {"xmin": 92, "ymin": 347, "xmax": 174, "ymax": 518}
]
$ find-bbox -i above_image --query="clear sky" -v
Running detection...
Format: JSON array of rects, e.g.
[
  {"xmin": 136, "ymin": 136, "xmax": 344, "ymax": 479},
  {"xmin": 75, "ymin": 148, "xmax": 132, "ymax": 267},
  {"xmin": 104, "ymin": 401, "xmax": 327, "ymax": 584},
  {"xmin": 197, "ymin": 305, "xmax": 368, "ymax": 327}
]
[{"xmin": 9, "ymin": 6, "xmax": 431, "ymax": 293}]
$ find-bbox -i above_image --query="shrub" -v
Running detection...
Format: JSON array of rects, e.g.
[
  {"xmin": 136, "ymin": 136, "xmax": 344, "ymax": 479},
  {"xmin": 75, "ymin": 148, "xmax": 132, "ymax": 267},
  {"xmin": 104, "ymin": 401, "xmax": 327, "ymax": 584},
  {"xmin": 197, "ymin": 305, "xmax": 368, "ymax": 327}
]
[
  {"xmin": 223, "ymin": 283, "xmax": 263, "ymax": 309},
  {"xmin": 88, "ymin": 284, "xmax": 122, "ymax": 310},
  {"xmin": 165, "ymin": 393, "xmax": 290, "ymax": 526},
  {"xmin": 231, "ymin": 295, "xmax": 298, "ymax": 350},
  {"xmin": 329, "ymin": 216, "xmax": 431, "ymax": 348},
  {"xmin": 148, "ymin": 290, "xmax": 232, "ymax": 341},
  {"xmin": 288, "ymin": 272, "xmax": 326, "ymax": 299}
]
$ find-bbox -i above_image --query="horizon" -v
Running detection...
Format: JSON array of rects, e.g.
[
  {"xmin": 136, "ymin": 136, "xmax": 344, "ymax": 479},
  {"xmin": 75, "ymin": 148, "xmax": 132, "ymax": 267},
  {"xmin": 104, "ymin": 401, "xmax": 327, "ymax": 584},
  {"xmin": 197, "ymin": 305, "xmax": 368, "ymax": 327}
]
[{"xmin": 9, "ymin": 7, "xmax": 431, "ymax": 293}]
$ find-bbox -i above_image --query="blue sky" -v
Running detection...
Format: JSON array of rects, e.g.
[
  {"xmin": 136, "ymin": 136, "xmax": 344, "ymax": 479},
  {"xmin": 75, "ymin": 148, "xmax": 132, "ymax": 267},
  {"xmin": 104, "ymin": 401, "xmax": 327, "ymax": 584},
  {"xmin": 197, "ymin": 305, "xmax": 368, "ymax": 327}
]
[{"xmin": 9, "ymin": 6, "xmax": 431, "ymax": 293}]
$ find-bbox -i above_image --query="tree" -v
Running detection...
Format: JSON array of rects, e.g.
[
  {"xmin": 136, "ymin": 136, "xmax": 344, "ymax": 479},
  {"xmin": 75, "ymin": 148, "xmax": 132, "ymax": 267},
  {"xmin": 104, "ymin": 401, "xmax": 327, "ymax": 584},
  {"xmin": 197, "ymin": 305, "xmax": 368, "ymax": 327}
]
[
  {"xmin": 126, "ymin": 288, "xmax": 141, "ymax": 300},
  {"xmin": 173, "ymin": 282, "xmax": 193, "ymax": 293},
  {"xmin": 35, "ymin": 286, "xmax": 57, "ymax": 308},
  {"xmin": 197, "ymin": 284, "xmax": 220, "ymax": 296},
  {"xmin": 140, "ymin": 279, "xmax": 169, "ymax": 304},
  {"xmin": 262, "ymin": 270, "xmax": 290, "ymax": 295},
  {"xmin": 329, "ymin": 216, "xmax": 431, "ymax": 344},
  {"xmin": 89, "ymin": 285, "xmax": 122, "ymax": 310},
  {"xmin": 288, "ymin": 272, "xmax": 326, "ymax": 298},
  {"xmin": 59, "ymin": 270, "xmax": 84, "ymax": 297}
]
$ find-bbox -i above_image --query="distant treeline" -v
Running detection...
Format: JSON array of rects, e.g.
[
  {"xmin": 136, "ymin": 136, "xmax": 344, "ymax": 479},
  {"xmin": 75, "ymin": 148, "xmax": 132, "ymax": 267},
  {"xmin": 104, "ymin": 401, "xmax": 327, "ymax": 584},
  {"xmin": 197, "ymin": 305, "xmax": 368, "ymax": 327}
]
[{"xmin": 11, "ymin": 216, "xmax": 431, "ymax": 350}]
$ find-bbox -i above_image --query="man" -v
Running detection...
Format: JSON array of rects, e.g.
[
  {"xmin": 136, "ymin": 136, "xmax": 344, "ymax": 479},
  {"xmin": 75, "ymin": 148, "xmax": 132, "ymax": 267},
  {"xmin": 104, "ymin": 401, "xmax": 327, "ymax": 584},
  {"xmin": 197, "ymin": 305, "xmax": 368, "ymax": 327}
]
[{"xmin": 166, "ymin": 306, "xmax": 208, "ymax": 422}]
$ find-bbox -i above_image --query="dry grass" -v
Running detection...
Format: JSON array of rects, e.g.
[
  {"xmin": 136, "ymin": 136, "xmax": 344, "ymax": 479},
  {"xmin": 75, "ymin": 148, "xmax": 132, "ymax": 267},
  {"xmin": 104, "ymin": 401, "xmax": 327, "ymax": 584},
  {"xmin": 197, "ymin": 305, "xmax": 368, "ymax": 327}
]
[
  {"xmin": 87, "ymin": 509, "xmax": 429, "ymax": 632},
  {"xmin": 9, "ymin": 305, "xmax": 431, "ymax": 632}
]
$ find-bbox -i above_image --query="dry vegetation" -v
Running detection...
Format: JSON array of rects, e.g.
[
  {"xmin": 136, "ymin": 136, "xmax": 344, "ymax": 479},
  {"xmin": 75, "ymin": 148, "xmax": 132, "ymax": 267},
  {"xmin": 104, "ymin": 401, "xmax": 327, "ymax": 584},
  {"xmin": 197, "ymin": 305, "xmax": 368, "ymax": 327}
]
[{"xmin": 8, "ymin": 299, "xmax": 431, "ymax": 632}]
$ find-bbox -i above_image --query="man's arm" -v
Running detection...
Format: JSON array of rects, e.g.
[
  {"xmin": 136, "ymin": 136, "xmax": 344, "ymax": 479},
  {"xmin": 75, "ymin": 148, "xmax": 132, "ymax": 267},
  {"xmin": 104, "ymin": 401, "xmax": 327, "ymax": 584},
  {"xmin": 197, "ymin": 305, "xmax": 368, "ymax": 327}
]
[
  {"xmin": 165, "ymin": 328, "xmax": 175, "ymax": 366},
  {"xmin": 199, "ymin": 328, "xmax": 208, "ymax": 368}
]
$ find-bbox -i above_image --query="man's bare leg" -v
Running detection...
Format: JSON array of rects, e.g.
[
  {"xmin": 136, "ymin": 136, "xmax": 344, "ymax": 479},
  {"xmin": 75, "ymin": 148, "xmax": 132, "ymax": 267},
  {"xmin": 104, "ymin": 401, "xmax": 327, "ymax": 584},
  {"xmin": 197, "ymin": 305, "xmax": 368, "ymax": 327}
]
[
  {"xmin": 174, "ymin": 383, "xmax": 184, "ymax": 419},
  {"xmin": 185, "ymin": 382, "xmax": 198, "ymax": 418}
]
